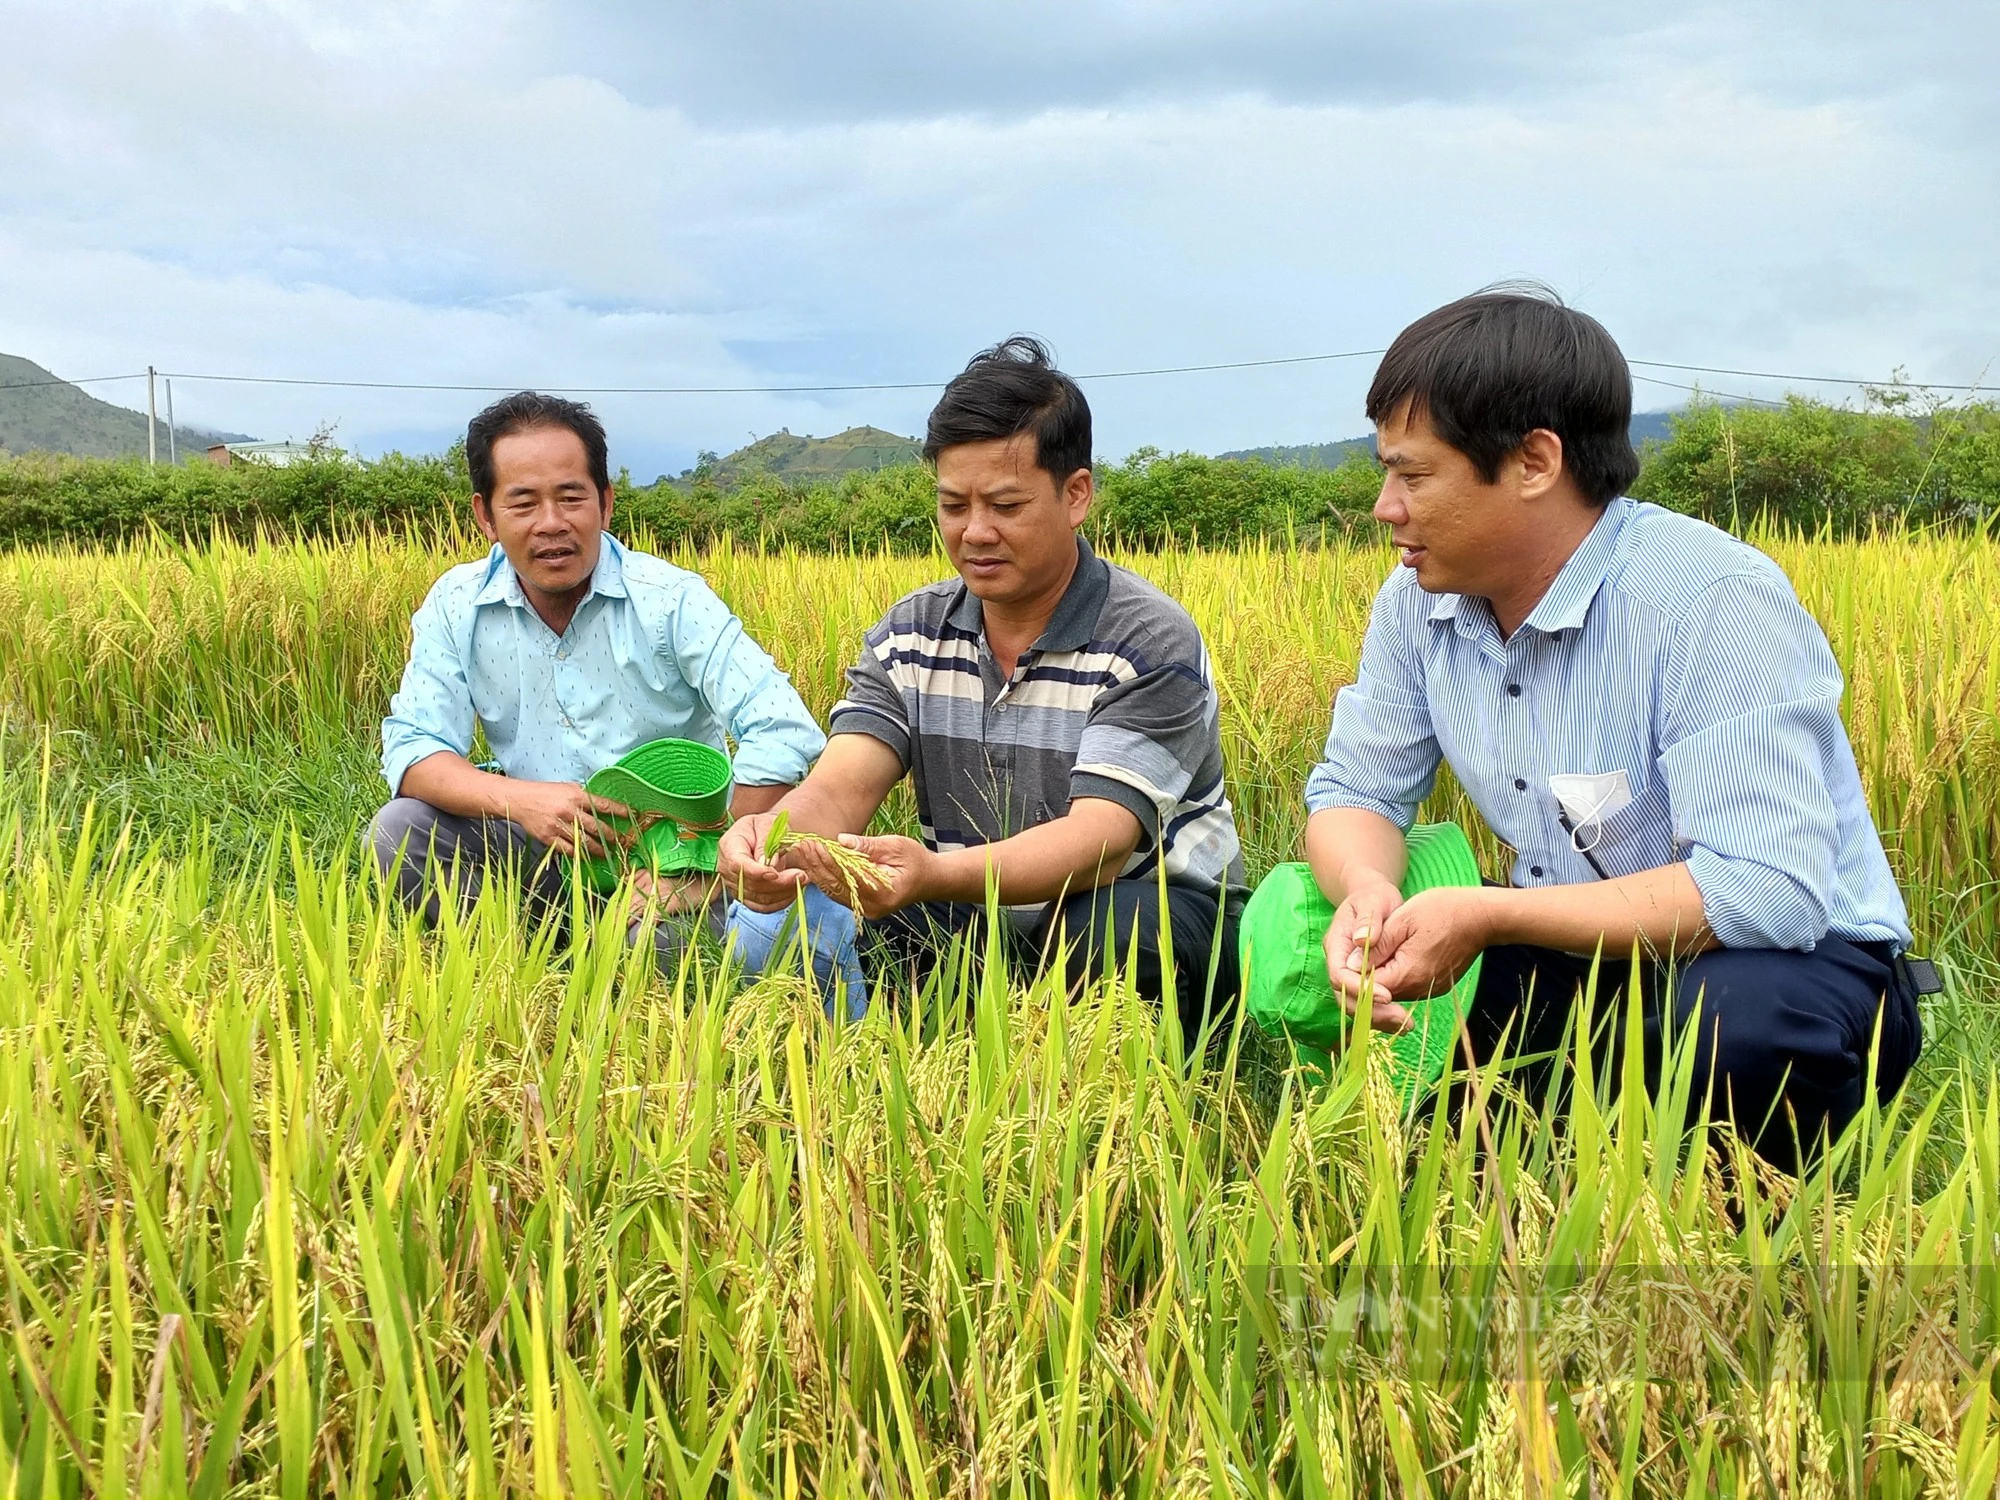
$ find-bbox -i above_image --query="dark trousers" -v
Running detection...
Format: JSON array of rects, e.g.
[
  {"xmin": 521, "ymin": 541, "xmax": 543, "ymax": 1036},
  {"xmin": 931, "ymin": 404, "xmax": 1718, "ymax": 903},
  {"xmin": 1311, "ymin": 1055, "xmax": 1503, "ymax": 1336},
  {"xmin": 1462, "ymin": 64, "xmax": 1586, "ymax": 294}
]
[
  {"xmin": 862, "ymin": 880, "xmax": 1241, "ymax": 1044},
  {"xmin": 1465, "ymin": 937, "xmax": 1923, "ymax": 1172},
  {"xmin": 369, "ymin": 796, "xmax": 570, "ymax": 923},
  {"xmin": 367, "ymin": 797, "xmax": 720, "ymax": 963}
]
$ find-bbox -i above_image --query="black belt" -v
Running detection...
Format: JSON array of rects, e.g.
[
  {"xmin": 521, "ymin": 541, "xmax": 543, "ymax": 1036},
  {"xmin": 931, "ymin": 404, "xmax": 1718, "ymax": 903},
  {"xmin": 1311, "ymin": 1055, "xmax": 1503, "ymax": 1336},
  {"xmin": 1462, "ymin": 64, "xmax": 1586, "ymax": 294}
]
[{"xmin": 1898, "ymin": 952, "xmax": 1946, "ymax": 997}]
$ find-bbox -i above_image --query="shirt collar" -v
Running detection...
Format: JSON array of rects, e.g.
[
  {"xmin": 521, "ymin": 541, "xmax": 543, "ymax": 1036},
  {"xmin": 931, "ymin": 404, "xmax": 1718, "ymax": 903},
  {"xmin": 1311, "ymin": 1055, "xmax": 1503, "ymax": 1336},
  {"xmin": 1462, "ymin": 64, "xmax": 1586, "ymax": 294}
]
[
  {"xmin": 471, "ymin": 547, "xmax": 521, "ymax": 607},
  {"xmin": 1425, "ymin": 589, "xmax": 1465, "ymax": 624},
  {"xmin": 944, "ymin": 534, "xmax": 1109, "ymax": 653},
  {"xmin": 1518, "ymin": 496, "xmax": 1629, "ymax": 635},
  {"xmin": 1425, "ymin": 496, "xmax": 1631, "ymax": 635},
  {"xmin": 471, "ymin": 533, "xmax": 629, "ymax": 609},
  {"xmin": 589, "ymin": 535, "xmax": 630, "ymax": 600}
]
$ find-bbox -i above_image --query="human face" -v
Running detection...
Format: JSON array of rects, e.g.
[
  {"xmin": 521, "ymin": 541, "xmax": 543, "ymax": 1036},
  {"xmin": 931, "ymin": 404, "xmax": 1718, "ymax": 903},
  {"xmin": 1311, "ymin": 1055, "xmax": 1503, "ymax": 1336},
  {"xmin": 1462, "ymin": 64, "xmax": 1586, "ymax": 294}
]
[
  {"xmin": 1371, "ymin": 402, "xmax": 1522, "ymax": 598},
  {"xmin": 472, "ymin": 425, "xmax": 613, "ymax": 605},
  {"xmin": 934, "ymin": 435, "xmax": 1092, "ymax": 609}
]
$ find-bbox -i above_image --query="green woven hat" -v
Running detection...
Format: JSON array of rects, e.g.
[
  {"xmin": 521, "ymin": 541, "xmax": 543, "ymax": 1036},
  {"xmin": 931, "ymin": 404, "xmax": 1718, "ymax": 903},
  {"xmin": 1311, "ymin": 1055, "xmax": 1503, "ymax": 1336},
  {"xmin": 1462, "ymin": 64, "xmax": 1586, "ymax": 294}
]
[
  {"xmin": 569, "ymin": 738, "xmax": 734, "ymax": 895},
  {"xmin": 1238, "ymin": 821, "xmax": 1485, "ymax": 1103}
]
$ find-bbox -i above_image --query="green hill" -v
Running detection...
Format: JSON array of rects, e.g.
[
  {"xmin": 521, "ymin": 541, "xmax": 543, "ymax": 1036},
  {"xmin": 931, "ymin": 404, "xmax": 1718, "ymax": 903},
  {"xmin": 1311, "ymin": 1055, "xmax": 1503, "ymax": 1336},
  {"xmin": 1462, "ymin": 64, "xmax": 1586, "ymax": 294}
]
[
  {"xmin": 0, "ymin": 354, "xmax": 249, "ymax": 460},
  {"xmin": 694, "ymin": 425, "xmax": 921, "ymax": 485},
  {"xmin": 1216, "ymin": 437, "xmax": 1374, "ymax": 468},
  {"xmin": 1218, "ymin": 412, "xmax": 1686, "ymax": 468}
]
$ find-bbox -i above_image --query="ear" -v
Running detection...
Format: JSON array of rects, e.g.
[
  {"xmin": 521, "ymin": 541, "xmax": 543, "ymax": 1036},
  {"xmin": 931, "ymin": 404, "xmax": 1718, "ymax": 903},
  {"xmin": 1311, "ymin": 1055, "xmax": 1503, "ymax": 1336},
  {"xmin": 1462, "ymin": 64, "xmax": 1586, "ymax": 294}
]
[
  {"xmin": 1061, "ymin": 466, "xmax": 1094, "ymax": 529},
  {"xmin": 471, "ymin": 492, "xmax": 499, "ymax": 544},
  {"xmin": 600, "ymin": 486, "xmax": 615, "ymax": 529},
  {"xmin": 1514, "ymin": 428, "xmax": 1565, "ymax": 500}
]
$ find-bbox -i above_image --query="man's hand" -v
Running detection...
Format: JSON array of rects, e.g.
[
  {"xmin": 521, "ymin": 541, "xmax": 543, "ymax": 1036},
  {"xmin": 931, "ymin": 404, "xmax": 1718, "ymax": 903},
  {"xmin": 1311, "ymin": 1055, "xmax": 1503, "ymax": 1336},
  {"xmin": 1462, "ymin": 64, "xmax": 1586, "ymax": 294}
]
[
  {"xmin": 628, "ymin": 868, "xmax": 719, "ymax": 923},
  {"xmin": 1365, "ymin": 886, "xmax": 1496, "ymax": 1010},
  {"xmin": 791, "ymin": 833, "xmax": 933, "ymax": 920},
  {"xmin": 717, "ymin": 811, "xmax": 811, "ymax": 912},
  {"xmin": 1323, "ymin": 877, "xmax": 1411, "ymax": 1033},
  {"xmin": 503, "ymin": 780, "xmax": 634, "ymax": 858}
]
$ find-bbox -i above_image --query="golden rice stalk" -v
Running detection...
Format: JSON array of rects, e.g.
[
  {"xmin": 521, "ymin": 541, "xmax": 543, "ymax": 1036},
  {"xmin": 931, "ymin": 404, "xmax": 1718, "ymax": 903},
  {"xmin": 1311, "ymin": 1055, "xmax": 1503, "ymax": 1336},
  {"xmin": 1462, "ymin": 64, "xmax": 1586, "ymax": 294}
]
[{"xmin": 761, "ymin": 808, "xmax": 894, "ymax": 912}]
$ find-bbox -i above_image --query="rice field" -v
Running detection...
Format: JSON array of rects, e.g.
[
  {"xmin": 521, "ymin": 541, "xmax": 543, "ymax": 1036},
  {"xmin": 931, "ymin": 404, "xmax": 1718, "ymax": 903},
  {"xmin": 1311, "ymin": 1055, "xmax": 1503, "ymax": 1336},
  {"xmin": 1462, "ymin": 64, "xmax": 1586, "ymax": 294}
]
[{"xmin": 0, "ymin": 526, "xmax": 1997, "ymax": 1495}]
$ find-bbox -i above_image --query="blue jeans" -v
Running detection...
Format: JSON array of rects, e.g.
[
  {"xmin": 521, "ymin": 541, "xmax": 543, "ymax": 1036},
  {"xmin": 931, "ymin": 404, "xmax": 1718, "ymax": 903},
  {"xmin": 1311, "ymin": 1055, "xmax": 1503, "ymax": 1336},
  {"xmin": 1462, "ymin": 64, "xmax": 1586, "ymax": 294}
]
[{"xmin": 726, "ymin": 889, "xmax": 868, "ymax": 1021}]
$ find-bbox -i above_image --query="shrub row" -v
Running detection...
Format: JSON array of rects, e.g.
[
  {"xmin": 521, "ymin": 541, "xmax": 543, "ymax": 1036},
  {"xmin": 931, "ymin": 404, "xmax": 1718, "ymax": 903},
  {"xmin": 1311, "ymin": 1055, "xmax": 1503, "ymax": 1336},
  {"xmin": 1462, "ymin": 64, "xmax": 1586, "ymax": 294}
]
[
  {"xmin": 0, "ymin": 446, "xmax": 1384, "ymax": 551},
  {"xmin": 4, "ymin": 398, "xmax": 1996, "ymax": 551},
  {"xmin": 1628, "ymin": 397, "xmax": 2000, "ymax": 531}
]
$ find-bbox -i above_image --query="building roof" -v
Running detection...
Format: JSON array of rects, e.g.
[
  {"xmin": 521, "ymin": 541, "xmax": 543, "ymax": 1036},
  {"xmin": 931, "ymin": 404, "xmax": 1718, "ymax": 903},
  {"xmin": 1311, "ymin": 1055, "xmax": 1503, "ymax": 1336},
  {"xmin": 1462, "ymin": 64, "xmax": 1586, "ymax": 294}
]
[{"xmin": 204, "ymin": 440, "xmax": 327, "ymax": 467}]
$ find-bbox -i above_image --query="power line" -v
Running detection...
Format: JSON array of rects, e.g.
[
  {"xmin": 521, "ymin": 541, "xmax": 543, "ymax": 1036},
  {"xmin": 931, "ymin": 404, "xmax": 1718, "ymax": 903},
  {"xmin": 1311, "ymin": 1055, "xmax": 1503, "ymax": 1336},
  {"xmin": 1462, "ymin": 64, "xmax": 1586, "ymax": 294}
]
[
  {"xmin": 149, "ymin": 372, "xmax": 939, "ymax": 395},
  {"xmin": 142, "ymin": 352, "xmax": 2000, "ymax": 394},
  {"xmin": 1629, "ymin": 358, "xmax": 1986, "ymax": 393},
  {"xmin": 1630, "ymin": 373, "xmax": 1790, "ymax": 408},
  {"xmin": 140, "ymin": 346, "xmax": 1392, "ymax": 394},
  {"xmin": 0, "ymin": 350, "xmax": 1989, "ymax": 397},
  {"xmin": 0, "ymin": 371, "xmax": 150, "ymax": 391},
  {"xmin": 1083, "ymin": 349, "xmax": 1389, "ymax": 381},
  {"xmin": 0, "ymin": 350, "xmax": 1383, "ymax": 395}
]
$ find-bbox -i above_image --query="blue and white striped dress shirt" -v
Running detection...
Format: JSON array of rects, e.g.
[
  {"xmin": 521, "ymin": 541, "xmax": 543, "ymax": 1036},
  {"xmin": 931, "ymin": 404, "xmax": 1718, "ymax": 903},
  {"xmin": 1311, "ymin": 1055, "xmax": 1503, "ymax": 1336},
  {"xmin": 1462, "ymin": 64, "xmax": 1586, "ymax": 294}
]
[
  {"xmin": 381, "ymin": 536, "xmax": 825, "ymax": 796},
  {"xmin": 1304, "ymin": 497, "xmax": 1911, "ymax": 952}
]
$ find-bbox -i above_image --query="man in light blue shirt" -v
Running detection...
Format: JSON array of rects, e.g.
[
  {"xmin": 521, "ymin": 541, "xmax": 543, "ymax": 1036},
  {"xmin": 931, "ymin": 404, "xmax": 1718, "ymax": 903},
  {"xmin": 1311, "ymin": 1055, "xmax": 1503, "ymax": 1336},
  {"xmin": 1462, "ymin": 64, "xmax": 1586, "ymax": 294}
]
[
  {"xmin": 372, "ymin": 390, "xmax": 855, "ymax": 987},
  {"xmin": 1304, "ymin": 289, "xmax": 1922, "ymax": 1170}
]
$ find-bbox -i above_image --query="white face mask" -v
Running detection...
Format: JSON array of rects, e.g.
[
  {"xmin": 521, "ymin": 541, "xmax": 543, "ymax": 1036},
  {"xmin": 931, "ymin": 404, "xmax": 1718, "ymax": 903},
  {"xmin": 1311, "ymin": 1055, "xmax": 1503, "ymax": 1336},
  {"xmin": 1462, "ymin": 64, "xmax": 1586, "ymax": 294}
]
[{"xmin": 1548, "ymin": 770, "xmax": 1633, "ymax": 852}]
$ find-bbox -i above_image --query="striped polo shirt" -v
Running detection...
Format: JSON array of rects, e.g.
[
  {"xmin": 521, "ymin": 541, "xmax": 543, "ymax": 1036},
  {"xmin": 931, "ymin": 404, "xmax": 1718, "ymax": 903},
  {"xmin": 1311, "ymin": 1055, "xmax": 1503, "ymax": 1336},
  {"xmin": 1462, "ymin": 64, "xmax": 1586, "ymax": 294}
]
[
  {"xmin": 831, "ymin": 536, "xmax": 1245, "ymax": 904},
  {"xmin": 1305, "ymin": 497, "xmax": 1910, "ymax": 952}
]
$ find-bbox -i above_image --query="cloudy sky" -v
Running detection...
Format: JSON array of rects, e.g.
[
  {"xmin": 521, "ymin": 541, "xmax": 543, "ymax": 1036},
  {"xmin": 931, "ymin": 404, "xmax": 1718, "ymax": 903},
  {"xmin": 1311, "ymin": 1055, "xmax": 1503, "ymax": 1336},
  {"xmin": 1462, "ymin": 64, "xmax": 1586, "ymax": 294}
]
[{"xmin": 3, "ymin": 0, "xmax": 1994, "ymax": 477}]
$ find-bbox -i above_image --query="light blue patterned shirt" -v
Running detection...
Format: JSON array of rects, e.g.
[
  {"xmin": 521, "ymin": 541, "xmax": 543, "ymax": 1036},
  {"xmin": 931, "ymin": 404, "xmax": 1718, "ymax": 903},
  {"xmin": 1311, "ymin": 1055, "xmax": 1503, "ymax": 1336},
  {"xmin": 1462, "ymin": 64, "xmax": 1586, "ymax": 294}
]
[
  {"xmin": 381, "ymin": 537, "xmax": 825, "ymax": 796},
  {"xmin": 1305, "ymin": 497, "xmax": 1910, "ymax": 952}
]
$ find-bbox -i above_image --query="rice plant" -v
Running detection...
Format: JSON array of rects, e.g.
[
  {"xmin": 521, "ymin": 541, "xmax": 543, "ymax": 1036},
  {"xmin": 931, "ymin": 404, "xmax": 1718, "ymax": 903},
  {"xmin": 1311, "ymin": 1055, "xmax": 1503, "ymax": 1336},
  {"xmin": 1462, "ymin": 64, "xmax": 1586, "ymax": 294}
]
[
  {"xmin": 0, "ymin": 525, "xmax": 1991, "ymax": 942},
  {"xmin": 0, "ymin": 527, "xmax": 1996, "ymax": 1494}
]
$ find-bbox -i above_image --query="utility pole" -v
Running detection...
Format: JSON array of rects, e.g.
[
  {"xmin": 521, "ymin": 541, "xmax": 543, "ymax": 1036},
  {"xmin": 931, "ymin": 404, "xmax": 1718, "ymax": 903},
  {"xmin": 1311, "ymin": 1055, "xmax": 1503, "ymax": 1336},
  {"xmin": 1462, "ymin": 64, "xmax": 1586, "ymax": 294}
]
[
  {"xmin": 165, "ymin": 378, "xmax": 178, "ymax": 465},
  {"xmin": 147, "ymin": 366, "xmax": 158, "ymax": 466}
]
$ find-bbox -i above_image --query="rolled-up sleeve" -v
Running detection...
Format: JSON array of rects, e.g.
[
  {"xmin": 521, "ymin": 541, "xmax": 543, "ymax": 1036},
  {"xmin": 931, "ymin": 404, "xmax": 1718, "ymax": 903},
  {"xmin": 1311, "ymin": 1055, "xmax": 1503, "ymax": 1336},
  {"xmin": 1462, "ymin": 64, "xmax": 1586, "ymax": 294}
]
[
  {"xmin": 1302, "ymin": 578, "xmax": 1441, "ymax": 828},
  {"xmin": 666, "ymin": 579, "xmax": 826, "ymax": 787},
  {"xmin": 827, "ymin": 620, "xmax": 913, "ymax": 767},
  {"xmin": 1660, "ymin": 574, "xmax": 1845, "ymax": 950},
  {"xmin": 381, "ymin": 581, "xmax": 475, "ymax": 795}
]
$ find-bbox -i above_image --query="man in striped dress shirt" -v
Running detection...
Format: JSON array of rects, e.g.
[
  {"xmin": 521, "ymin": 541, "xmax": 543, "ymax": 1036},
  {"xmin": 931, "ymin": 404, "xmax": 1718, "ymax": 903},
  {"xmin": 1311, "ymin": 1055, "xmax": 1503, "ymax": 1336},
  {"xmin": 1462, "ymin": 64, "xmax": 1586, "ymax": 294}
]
[
  {"xmin": 1305, "ymin": 288, "xmax": 1921, "ymax": 1170},
  {"xmin": 718, "ymin": 338, "xmax": 1246, "ymax": 1038}
]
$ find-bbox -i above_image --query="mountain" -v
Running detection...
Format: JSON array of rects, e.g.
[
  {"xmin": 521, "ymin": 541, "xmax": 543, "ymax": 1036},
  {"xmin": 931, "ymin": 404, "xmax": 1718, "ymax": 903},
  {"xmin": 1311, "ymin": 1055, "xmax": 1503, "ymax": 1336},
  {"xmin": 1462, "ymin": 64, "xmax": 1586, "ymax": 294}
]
[
  {"xmin": 691, "ymin": 425, "xmax": 921, "ymax": 485},
  {"xmin": 0, "ymin": 354, "xmax": 251, "ymax": 459},
  {"xmin": 1217, "ymin": 410, "xmax": 1692, "ymax": 468},
  {"xmin": 1627, "ymin": 410, "xmax": 1682, "ymax": 448},
  {"xmin": 1215, "ymin": 436, "xmax": 1374, "ymax": 468}
]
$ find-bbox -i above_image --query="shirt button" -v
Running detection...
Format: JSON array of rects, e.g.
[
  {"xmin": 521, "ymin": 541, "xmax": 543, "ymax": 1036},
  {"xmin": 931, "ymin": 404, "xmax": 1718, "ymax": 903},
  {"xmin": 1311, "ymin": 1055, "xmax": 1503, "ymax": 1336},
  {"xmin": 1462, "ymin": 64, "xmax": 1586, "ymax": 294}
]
[
  {"xmin": 1506, "ymin": 684, "xmax": 1522, "ymax": 698},
  {"xmin": 1514, "ymin": 778, "xmax": 1527, "ymax": 791},
  {"xmin": 1530, "ymin": 865, "xmax": 1544, "ymax": 878}
]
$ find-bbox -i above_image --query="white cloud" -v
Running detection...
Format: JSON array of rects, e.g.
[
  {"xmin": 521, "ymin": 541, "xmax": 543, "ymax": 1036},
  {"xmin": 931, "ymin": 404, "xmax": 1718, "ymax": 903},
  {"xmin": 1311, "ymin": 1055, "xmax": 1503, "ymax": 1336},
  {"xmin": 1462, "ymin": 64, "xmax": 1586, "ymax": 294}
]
[{"xmin": 2, "ymin": 0, "xmax": 1993, "ymax": 471}]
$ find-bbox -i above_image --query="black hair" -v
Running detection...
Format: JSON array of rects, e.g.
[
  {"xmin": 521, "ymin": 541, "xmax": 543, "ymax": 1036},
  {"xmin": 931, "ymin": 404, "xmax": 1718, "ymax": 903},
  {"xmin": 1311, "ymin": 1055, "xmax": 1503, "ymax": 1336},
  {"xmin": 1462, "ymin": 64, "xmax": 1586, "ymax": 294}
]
[
  {"xmin": 1365, "ymin": 284, "xmax": 1639, "ymax": 505},
  {"xmin": 465, "ymin": 391, "xmax": 612, "ymax": 500},
  {"xmin": 923, "ymin": 336, "xmax": 1092, "ymax": 483}
]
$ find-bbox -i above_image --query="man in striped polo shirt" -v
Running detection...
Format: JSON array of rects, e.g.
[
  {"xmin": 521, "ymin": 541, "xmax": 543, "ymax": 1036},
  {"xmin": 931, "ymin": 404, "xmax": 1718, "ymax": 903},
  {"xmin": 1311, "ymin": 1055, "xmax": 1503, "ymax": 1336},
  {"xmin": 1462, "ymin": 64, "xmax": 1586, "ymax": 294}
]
[
  {"xmin": 718, "ymin": 337, "xmax": 1245, "ymax": 1038},
  {"xmin": 1305, "ymin": 287, "xmax": 1922, "ymax": 1169}
]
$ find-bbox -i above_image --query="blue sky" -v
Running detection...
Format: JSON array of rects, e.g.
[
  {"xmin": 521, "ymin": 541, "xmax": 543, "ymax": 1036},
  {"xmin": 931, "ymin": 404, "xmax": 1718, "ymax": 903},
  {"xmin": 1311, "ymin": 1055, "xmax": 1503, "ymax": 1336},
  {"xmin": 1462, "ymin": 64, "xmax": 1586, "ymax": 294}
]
[{"xmin": 2, "ymin": 0, "xmax": 1994, "ymax": 479}]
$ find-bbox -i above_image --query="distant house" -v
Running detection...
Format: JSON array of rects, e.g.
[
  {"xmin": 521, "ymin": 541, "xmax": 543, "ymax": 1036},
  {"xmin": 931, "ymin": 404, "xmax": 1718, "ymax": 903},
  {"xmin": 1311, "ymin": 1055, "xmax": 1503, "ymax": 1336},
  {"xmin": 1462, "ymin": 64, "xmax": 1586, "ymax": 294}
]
[{"xmin": 205, "ymin": 440, "xmax": 325, "ymax": 468}]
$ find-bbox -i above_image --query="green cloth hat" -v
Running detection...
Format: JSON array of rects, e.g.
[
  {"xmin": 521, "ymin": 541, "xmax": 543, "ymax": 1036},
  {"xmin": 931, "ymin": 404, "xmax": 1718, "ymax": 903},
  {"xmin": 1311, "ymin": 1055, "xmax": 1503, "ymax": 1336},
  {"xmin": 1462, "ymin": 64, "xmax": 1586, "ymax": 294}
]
[
  {"xmin": 569, "ymin": 738, "xmax": 734, "ymax": 895},
  {"xmin": 1238, "ymin": 821, "xmax": 1484, "ymax": 1103}
]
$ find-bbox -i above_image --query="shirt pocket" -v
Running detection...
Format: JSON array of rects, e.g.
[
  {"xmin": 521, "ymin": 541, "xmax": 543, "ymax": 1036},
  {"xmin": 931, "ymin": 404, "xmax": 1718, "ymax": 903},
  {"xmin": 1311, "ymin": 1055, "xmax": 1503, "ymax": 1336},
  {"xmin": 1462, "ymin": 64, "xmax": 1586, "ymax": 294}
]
[{"xmin": 1581, "ymin": 774, "xmax": 1675, "ymax": 876}]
